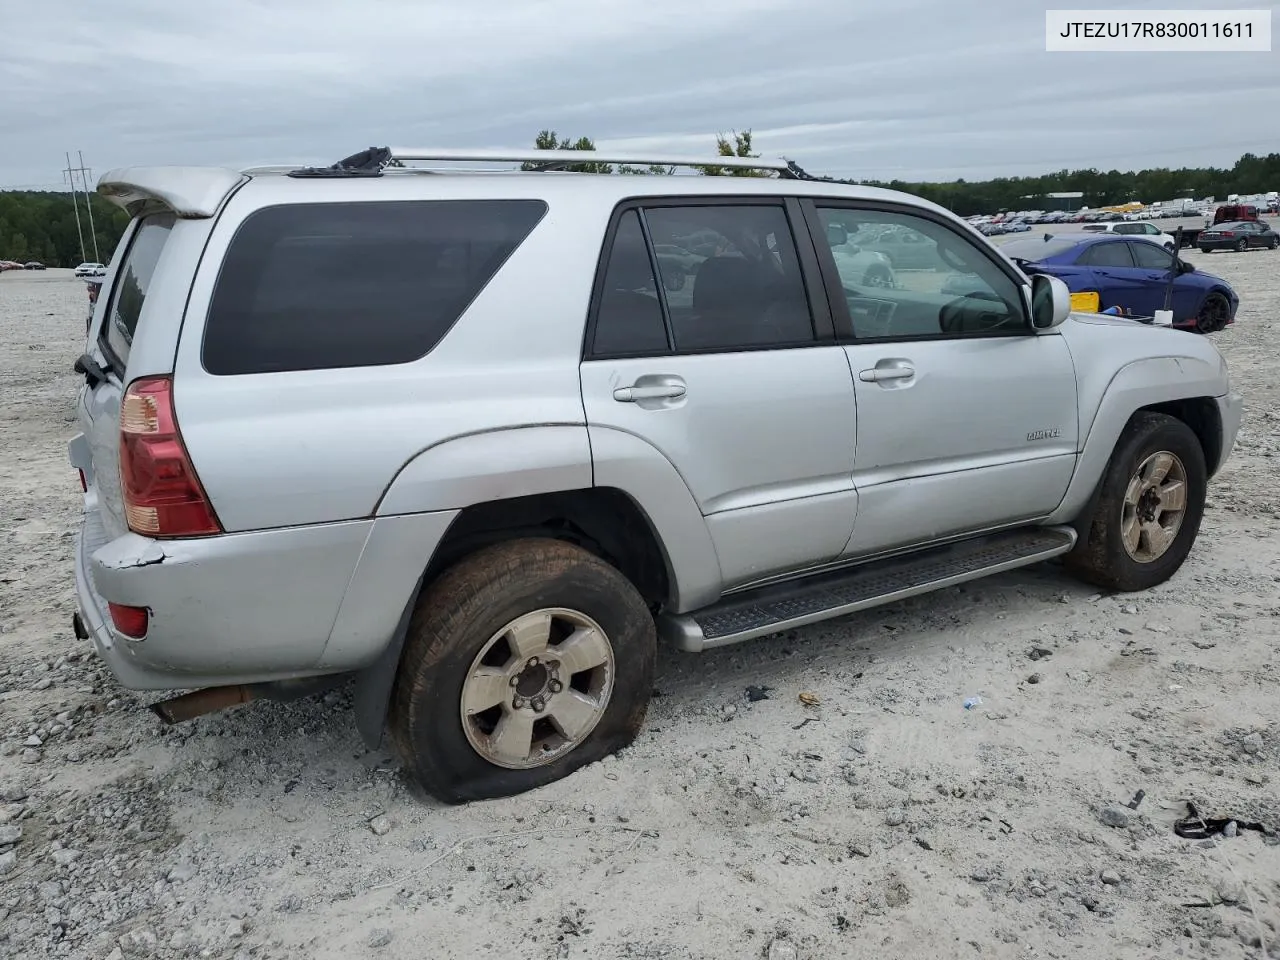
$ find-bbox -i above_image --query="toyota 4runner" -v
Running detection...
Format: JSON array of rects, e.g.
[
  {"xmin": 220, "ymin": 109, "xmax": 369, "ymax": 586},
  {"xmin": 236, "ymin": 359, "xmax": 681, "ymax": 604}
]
[{"xmin": 68, "ymin": 147, "xmax": 1243, "ymax": 802}]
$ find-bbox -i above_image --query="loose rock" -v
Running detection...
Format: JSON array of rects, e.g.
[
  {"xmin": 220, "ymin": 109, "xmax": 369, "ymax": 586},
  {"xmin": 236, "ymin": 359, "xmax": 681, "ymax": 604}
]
[{"xmin": 1098, "ymin": 807, "xmax": 1131, "ymax": 829}]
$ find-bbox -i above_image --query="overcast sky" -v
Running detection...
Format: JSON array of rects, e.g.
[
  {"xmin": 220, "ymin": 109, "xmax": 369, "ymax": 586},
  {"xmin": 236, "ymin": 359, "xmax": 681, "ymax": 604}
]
[{"xmin": 1, "ymin": 0, "xmax": 1276, "ymax": 189}]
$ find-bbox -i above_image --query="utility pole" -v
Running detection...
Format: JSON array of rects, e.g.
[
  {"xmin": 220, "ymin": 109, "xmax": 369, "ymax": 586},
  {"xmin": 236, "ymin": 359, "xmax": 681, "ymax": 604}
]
[
  {"xmin": 63, "ymin": 153, "xmax": 87, "ymax": 264},
  {"xmin": 72, "ymin": 151, "xmax": 100, "ymax": 262}
]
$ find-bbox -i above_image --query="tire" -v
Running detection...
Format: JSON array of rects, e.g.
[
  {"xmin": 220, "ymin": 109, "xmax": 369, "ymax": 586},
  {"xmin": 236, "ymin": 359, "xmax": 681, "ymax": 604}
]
[
  {"xmin": 390, "ymin": 538, "xmax": 656, "ymax": 803},
  {"xmin": 1199, "ymin": 247, "xmax": 1212, "ymax": 254},
  {"xmin": 1195, "ymin": 292, "xmax": 1231, "ymax": 334},
  {"xmin": 1270, "ymin": 237, "xmax": 1278, "ymax": 250},
  {"xmin": 1064, "ymin": 412, "xmax": 1206, "ymax": 592},
  {"xmin": 1235, "ymin": 238, "xmax": 1248, "ymax": 253}
]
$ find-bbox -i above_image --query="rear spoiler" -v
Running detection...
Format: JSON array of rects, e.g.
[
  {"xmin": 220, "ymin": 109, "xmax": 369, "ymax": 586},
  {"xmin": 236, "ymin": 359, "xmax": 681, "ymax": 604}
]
[{"xmin": 97, "ymin": 167, "xmax": 248, "ymax": 219}]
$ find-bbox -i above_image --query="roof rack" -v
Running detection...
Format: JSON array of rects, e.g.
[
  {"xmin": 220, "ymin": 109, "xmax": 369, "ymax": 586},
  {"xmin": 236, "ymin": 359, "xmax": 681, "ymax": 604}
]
[{"xmin": 285, "ymin": 146, "xmax": 817, "ymax": 179}]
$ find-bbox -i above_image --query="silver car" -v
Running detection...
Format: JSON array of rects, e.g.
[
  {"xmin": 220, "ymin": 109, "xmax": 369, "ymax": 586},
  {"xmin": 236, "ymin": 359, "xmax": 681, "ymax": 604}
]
[{"xmin": 69, "ymin": 147, "xmax": 1243, "ymax": 803}]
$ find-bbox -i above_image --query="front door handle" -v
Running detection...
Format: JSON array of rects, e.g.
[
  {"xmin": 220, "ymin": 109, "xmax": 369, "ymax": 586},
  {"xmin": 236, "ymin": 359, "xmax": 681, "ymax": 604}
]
[
  {"xmin": 858, "ymin": 365, "xmax": 915, "ymax": 383},
  {"xmin": 613, "ymin": 383, "xmax": 686, "ymax": 402}
]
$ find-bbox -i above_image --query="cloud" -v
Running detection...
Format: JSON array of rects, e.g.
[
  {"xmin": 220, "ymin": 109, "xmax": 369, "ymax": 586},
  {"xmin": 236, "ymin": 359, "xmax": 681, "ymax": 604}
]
[{"xmin": 0, "ymin": 0, "xmax": 1276, "ymax": 188}]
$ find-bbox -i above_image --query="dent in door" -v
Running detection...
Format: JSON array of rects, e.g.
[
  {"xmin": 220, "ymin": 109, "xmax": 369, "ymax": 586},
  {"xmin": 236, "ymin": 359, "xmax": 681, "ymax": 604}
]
[{"xmin": 707, "ymin": 489, "xmax": 859, "ymax": 587}]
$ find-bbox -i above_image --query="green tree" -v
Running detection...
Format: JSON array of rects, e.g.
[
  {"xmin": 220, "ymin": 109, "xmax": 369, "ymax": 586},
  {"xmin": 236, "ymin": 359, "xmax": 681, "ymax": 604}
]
[
  {"xmin": 699, "ymin": 130, "xmax": 769, "ymax": 177},
  {"xmin": 520, "ymin": 130, "xmax": 613, "ymax": 174},
  {"xmin": 0, "ymin": 191, "xmax": 130, "ymax": 266}
]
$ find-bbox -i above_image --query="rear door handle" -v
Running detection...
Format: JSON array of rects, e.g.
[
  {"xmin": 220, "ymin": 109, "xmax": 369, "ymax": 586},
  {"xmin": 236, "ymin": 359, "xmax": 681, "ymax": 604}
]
[
  {"xmin": 613, "ymin": 383, "xmax": 686, "ymax": 402},
  {"xmin": 858, "ymin": 365, "xmax": 915, "ymax": 383}
]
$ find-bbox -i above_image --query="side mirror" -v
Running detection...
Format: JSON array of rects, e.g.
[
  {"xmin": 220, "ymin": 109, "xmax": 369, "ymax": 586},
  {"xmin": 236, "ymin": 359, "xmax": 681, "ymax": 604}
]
[
  {"xmin": 1177, "ymin": 259, "xmax": 1195, "ymax": 274},
  {"xmin": 826, "ymin": 223, "xmax": 848, "ymax": 246},
  {"xmin": 1030, "ymin": 273, "xmax": 1071, "ymax": 330}
]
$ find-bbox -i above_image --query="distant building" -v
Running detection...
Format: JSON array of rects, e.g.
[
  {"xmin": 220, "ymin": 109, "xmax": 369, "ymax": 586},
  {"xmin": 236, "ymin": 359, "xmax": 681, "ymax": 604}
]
[{"xmin": 1024, "ymin": 191, "xmax": 1085, "ymax": 212}]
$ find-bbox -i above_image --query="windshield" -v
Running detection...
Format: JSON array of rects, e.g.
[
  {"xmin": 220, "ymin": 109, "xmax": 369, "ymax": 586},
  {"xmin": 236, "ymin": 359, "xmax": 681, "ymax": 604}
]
[{"xmin": 999, "ymin": 236, "xmax": 1078, "ymax": 262}]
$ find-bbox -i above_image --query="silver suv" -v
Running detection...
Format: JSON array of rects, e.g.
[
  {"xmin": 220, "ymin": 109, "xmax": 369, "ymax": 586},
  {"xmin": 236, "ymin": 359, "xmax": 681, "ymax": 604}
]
[{"xmin": 69, "ymin": 147, "xmax": 1243, "ymax": 803}]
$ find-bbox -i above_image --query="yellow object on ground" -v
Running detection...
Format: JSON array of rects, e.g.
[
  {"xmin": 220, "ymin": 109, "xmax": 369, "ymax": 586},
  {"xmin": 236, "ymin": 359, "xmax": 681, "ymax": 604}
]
[{"xmin": 1070, "ymin": 291, "xmax": 1101, "ymax": 313}]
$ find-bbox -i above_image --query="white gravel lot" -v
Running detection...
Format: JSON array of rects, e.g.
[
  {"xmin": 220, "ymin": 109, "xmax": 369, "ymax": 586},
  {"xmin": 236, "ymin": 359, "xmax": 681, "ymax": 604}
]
[{"xmin": 1, "ymin": 246, "xmax": 1278, "ymax": 960}]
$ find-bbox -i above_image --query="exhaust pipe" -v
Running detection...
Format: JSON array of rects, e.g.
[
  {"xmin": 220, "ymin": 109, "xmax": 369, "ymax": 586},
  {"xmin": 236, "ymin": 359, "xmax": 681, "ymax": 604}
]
[
  {"xmin": 150, "ymin": 685, "xmax": 260, "ymax": 724},
  {"xmin": 149, "ymin": 675, "xmax": 348, "ymax": 724}
]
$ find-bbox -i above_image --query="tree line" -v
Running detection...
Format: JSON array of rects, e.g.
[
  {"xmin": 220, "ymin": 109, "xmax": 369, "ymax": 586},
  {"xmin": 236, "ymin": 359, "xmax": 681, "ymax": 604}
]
[
  {"xmin": 3, "ymin": 139, "xmax": 1277, "ymax": 266},
  {"xmin": 531, "ymin": 128, "xmax": 1280, "ymax": 215},
  {"xmin": 0, "ymin": 191, "xmax": 129, "ymax": 267}
]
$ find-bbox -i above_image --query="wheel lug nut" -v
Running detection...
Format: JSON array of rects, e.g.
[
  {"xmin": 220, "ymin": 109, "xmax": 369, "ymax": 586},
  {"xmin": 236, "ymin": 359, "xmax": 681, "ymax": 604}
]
[
  {"xmin": 509, "ymin": 675, "xmax": 520, "ymax": 687},
  {"xmin": 549, "ymin": 680, "xmax": 563, "ymax": 694},
  {"xmin": 512, "ymin": 697, "xmax": 524, "ymax": 709},
  {"xmin": 532, "ymin": 698, "xmax": 546, "ymax": 713},
  {"xmin": 527, "ymin": 656, "xmax": 539, "ymax": 667}
]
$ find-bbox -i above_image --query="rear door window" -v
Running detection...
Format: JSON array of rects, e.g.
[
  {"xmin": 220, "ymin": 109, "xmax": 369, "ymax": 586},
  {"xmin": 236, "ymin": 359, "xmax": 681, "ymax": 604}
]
[
  {"xmin": 100, "ymin": 213, "xmax": 176, "ymax": 374},
  {"xmin": 202, "ymin": 199, "xmax": 547, "ymax": 376},
  {"xmin": 1078, "ymin": 242, "xmax": 1135, "ymax": 268}
]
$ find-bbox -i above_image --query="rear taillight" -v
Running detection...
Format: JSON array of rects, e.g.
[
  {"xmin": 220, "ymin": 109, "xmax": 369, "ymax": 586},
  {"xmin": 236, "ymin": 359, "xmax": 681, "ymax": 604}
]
[
  {"xmin": 108, "ymin": 602, "xmax": 149, "ymax": 639},
  {"xmin": 119, "ymin": 376, "xmax": 221, "ymax": 538},
  {"xmin": 1219, "ymin": 232, "xmax": 1234, "ymax": 237}
]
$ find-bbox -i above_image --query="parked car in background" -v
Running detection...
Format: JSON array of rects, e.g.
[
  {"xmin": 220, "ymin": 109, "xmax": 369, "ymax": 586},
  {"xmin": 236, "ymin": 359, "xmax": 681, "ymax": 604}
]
[
  {"xmin": 851, "ymin": 223, "xmax": 944, "ymax": 269},
  {"xmin": 24, "ymin": 261, "xmax": 46, "ymax": 270},
  {"xmin": 75, "ymin": 262, "xmax": 107, "ymax": 277},
  {"xmin": 1081, "ymin": 221, "xmax": 1177, "ymax": 250},
  {"xmin": 0, "ymin": 260, "xmax": 25, "ymax": 271},
  {"xmin": 1197, "ymin": 220, "xmax": 1279, "ymax": 253},
  {"xmin": 1000, "ymin": 234, "xmax": 1238, "ymax": 333}
]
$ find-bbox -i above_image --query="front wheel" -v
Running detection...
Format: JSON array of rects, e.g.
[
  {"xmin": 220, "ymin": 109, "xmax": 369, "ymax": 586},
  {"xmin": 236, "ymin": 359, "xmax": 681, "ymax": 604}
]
[
  {"xmin": 1195, "ymin": 292, "xmax": 1231, "ymax": 334},
  {"xmin": 1064, "ymin": 412, "xmax": 1206, "ymax": 592},
  {"xmin": 1235, "ymin": 238, "xmax": 1248, "ymax": 253},
  {"xmin": 1269, "ymin": 237, "xmax": 1278, "ymax": 250},
  {"xmin": 390, "ymin": 539, "xmax": 656, "ymax": 803}
]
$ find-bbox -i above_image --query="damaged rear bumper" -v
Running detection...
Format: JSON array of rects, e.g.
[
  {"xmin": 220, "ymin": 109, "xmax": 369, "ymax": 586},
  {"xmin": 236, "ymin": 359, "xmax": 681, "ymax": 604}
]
[
  {"xmin": 74, "ymin": 503, "xmax": 459, "ymax": 692},
  {"xmin": 74, "ymin": 510, "xmax": 372, "ymax": 690}
]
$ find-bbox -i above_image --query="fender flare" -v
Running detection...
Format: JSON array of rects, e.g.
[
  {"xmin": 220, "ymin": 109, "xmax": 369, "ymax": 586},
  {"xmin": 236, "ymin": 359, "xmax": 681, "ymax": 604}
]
[
  {"xmin": 353, "ymin": 425, "xmax": 721, "ymax": 747},
  {"xmin": 1047, "ymin": 355, "xmax": 1225, "ymax": 525}
]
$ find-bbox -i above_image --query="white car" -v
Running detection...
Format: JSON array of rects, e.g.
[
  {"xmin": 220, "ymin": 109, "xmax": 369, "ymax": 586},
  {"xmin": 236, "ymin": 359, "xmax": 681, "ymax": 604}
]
[
  {"xmin": 74, "ymin": 262, "xmax": 106, "ymax": 277},
  {"xmin": 1081, "ymin": 221, "xmax": 1176, "ymax": 250}
]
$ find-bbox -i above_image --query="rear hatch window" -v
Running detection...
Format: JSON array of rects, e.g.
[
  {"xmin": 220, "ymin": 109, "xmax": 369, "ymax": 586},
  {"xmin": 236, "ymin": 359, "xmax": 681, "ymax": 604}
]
[
  {"xmin": 202, "ymin": 199, "xmax": 547, "ymax": 376},
  {"xmin": 99, "ymin": 213, "xmax": 176, "ymax": 375}
]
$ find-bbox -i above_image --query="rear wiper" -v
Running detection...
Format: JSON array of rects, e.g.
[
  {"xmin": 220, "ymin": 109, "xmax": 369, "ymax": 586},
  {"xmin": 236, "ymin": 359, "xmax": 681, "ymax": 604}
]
[{"xmin": 74, "ymin": 353, "xmax": 107, "ymax": 388}]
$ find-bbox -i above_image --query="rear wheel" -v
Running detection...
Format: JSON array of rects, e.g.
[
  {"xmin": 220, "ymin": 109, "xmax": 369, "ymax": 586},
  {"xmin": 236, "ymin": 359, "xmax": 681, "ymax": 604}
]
[
  {"xmin": 1065, "ymin": 413, "xmax": 1206, "ymax": 592},
  {"xmin": 1195, "ymin": 292, "xmax": 1231, "ymax": 334},
  {"xmin": 390, "ymin": 538, "xmax": 656, "ymax": 803},
  {"xmin": 1270, "ymin": 236, "xmax": 1278, "ymax": 250}
]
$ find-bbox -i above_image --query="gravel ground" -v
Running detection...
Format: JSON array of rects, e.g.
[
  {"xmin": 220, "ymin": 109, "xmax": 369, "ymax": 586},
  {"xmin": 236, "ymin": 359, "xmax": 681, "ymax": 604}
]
[{"xmin": 2, "ymin": 250, "xmax": 1279, "ymax": 960}]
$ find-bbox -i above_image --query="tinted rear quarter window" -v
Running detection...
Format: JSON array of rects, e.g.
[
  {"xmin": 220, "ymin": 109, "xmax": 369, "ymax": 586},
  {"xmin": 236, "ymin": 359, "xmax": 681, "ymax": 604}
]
[
  {"xmin": 101, "ymin": 213, "xmax": 176, "ymax": 373},
  {"xmin": 202, "ymin": 199, "xmax": 547, "ymax": 375}
]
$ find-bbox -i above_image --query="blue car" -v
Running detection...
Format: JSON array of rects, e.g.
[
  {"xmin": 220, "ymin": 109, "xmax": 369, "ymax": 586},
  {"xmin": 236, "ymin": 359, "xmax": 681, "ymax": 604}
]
[{"xmin": 998, "ymin": 234, "xmax": 1238, "ymax": 334}]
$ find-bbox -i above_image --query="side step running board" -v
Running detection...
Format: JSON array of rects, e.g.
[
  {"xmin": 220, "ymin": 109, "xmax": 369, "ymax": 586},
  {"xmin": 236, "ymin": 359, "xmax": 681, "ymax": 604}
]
[{"xmin": 659, "ymin": 526, "xmax": 1076, "ymax": 652}]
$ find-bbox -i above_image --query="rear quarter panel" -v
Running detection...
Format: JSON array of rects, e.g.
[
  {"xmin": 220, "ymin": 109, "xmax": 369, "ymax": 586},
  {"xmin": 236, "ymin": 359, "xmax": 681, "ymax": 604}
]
[{"xmin": 170, "ymin": 179, "xmax": 608, "ymax": 533}]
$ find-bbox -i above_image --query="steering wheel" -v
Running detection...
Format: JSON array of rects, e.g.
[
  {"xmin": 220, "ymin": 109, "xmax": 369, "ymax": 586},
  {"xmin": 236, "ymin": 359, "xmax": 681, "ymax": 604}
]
[{"xmin": 938, "ymin": 292, "xmax": 1016, "ymax": 334}]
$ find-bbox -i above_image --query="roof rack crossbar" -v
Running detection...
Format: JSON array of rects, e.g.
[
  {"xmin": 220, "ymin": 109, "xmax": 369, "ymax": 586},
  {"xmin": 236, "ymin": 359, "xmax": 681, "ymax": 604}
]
[
  {"xmin": 283, "ymin": 146, "xmax": 824, "ymax": 180},
  {"xmin": 387, "ymin": 147, "xmax": 800, "ymax": 176}
]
